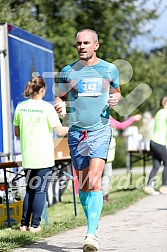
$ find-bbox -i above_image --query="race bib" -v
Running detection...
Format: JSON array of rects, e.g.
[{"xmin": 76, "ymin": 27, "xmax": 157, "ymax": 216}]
[{"xmin": 77, "ymin": 78, "xmax": 102, "ymax": 96}]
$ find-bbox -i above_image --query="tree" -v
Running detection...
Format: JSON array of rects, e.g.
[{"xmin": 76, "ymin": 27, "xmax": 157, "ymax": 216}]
[
  {"xmin": 0, "ymin": 0, "xmax": 162, "ymax": 69},
  {"xmin": 115, "ymin": 46, "xmax": 167, "ymax": 118},
  {"xmin": 0, "ymin": 0, "xmax": 46, "ymax": 38},
  {"xmin": 38, "ymin": 0, "xmax": 78, "ymax": 70},
  {"xmin": 74, "ymin": 0, "xmax": 159, "ymax": 61}
]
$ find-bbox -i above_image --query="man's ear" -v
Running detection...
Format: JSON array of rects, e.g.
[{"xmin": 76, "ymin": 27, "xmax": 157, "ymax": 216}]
[{"xmin": 94, "ymin": 42, "xmax": 99, "ymax": 51}]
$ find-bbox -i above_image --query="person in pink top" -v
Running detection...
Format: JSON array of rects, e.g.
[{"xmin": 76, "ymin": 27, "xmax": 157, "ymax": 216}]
[{"xmin": 102, "ymin": 114, "xmax": 142, "ymax": 202}]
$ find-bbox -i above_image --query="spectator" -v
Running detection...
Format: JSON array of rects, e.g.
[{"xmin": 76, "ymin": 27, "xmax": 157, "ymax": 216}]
[
  {"xmin": 13, "ymin": 76, "xmax": 68, "ymax": 232},
  {"xmin": 144, "ymin": 96, "xmax": 167, "ymax": 195}
]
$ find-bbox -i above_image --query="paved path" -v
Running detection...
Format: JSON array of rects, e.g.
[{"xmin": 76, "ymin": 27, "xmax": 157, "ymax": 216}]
[{"xmin": 13, "ymin": 193, "xmax": 167, "ymax": 252}]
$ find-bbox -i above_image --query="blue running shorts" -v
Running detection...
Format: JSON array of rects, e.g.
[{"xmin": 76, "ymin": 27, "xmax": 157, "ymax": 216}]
[{"xmin": 68, "ymin": 125, "xmax": 112, "ymax": 170}]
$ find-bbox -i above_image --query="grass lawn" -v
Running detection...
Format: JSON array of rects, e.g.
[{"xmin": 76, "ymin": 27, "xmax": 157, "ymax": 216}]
[{"xmin": 0, "ymin": 172, "xmax": 161, "ymax": 252}]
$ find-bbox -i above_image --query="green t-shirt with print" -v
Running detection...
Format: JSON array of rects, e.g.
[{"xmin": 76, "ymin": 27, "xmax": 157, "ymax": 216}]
[
  {"xmin": 151, "ymin": 109, "xmax": 167, "ymax": 146},
  {"xmin": 13, "ymin": 99, "xmax": 61, "ymax": 168}
]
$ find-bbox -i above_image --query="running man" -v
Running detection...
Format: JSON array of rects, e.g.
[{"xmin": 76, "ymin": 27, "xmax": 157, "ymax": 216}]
[{"xmin": 55, "ymin": 28, "xmax": 121, "ymax": 251}]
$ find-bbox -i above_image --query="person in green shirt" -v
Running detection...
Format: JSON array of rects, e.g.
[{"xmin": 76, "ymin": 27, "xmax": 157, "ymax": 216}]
[
  {"xmin": 13, "ymin": 76, "xmax": 68, "ymax": 233},
  {"xmin": 144, "ymin": 96, "xmax": 167, "ymax": 195}
]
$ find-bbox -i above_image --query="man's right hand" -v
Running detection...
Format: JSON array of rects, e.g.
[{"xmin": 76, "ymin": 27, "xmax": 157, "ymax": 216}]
[
  {"xmin": 54, "ymin": 100, "xmax": 66, "ymax": 117},
  {"xmin": 54, "ymin": 97, "xmax": 63, "ymax": 114},
  {"xmin": 54, "ymin": 103, "xmax": 63, "ymax": 114}
]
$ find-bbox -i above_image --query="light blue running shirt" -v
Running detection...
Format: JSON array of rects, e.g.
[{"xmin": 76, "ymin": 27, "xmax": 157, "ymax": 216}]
[{"xmin": 58, "ymin": 59, "xmax": 119, "ymax": 131}]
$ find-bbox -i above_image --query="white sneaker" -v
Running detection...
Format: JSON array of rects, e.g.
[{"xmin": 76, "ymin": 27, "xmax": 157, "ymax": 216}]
[
  {"xmin": 144, "ymin": 186, "xmax": 160, "ymax": 195},
  {"xmin": 83, "ymin": 233, "xmax": 99, "ymax": 251},
  {"xmin": 29, "ymin": 226, "xmax": 41, "ymax": 233},
  {"xmin": 159, "ymin": 186, "xmax": 167, "ymax": 194}
]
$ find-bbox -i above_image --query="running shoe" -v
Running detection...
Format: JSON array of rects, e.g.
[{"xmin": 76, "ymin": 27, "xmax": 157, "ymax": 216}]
[
  {"xmin": 159, "ymin": 186, "xmax": 167, "ymax": 194},
  {"xmin": 83, "ymin": 233, "xmax": 99, "ymax": 251},
  {"xmin": 144, "ymin": 186, "xmax": 159, "ymax": 195}
]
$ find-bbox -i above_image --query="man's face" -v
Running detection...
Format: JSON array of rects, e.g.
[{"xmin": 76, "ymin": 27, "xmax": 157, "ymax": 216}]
[{"xmin": 76, "ymin": 31, "xmax": 99, "ymax": 61}]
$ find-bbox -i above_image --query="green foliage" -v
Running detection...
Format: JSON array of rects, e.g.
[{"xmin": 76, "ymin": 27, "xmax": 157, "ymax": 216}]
[
  {"xmin": 124, "ymin": 47, "xmax": 167, "ymax": 115},
  {"xmin": 74, "ymin": 0, "xmax": 158, "ymax": 61},
  {"xmin": 39, "ymin": 0, "xmax": 78, "ymax": 69},
  {"xmin": 0, "ymin": 0, "xmax": 46, "ymax": 37},
  {"xmin": 0, "ymin": 0, "xmax": 162, "ymax": 68}
]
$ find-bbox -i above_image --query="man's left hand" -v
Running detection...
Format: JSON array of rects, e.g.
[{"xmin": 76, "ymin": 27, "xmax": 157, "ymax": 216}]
[{"xmin": 108, "ymin": 94, "xmax": 120, "ymax": 108}]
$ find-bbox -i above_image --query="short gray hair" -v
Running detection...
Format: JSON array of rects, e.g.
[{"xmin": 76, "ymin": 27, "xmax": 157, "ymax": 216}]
[{"xmin": 76, "ymin": 29, "xmax": 98, "ymax": 43}]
